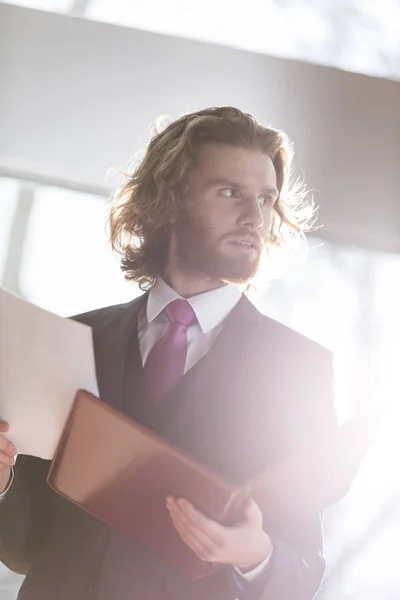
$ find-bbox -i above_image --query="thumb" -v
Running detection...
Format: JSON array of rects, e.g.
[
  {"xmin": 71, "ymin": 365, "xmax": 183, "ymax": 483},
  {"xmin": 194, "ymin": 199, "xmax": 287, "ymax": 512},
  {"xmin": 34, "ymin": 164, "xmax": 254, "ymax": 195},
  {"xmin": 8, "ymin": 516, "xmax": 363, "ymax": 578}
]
[{"xmin": 244, "ymin": 499, "xmax": 263, "ymax": 527}]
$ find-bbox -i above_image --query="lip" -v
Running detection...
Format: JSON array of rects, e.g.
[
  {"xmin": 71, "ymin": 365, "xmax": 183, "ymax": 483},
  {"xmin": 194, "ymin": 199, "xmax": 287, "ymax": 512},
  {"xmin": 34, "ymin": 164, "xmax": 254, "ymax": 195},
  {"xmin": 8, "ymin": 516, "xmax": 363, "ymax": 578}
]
[{"xmin": 228, "ymin": 238, "xmax": 261, "ymax": 250}]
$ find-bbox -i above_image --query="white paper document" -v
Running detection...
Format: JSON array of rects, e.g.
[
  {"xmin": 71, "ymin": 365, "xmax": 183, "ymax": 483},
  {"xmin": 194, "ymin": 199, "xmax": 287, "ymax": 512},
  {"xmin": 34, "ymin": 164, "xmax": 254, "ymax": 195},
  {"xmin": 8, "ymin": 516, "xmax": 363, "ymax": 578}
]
[{"xmin": 0, "ymin": 288, "xmax": 99, "ymax": 459}]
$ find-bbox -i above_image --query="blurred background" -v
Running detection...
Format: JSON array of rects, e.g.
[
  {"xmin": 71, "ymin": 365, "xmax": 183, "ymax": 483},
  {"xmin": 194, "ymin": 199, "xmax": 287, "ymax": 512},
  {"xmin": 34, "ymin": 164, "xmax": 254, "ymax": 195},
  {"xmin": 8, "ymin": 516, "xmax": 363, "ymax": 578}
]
[{"xmin": 0, "ymin": 1, "xmax": 399, "ymax": 598}]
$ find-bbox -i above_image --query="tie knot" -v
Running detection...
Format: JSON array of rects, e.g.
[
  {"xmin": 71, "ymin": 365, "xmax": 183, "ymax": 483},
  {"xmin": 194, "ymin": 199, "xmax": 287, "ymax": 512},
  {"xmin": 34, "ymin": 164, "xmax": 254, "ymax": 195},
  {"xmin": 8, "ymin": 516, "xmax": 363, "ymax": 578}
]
[{"xmin": 164, "ymin": 299, "xmax": 197, "ymax": 329}]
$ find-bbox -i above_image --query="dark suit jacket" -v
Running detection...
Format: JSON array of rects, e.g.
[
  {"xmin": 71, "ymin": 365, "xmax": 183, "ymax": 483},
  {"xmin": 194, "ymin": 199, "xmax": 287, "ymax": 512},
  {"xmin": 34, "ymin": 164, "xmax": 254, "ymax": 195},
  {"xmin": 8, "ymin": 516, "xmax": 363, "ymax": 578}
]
[{"xmin": 0, "ymin": 293, "xmax": 337, "ymax": 600}]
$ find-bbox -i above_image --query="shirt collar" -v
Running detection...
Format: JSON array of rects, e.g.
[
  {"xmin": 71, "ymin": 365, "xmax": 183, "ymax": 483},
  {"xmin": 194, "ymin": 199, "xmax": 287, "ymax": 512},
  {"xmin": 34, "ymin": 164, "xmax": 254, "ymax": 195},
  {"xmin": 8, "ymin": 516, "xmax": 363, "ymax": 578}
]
[{"xmin": 146, "ymin": 278, "xmax": 242, "ymax": 333}]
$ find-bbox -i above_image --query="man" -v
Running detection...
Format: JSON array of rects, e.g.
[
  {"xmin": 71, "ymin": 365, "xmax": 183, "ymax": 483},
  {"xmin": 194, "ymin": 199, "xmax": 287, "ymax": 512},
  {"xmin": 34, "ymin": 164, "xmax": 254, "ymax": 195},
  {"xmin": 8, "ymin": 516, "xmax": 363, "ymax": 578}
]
[{"xmin": 0, "ymin": 106, "xmax": 337, "ymax": 599}]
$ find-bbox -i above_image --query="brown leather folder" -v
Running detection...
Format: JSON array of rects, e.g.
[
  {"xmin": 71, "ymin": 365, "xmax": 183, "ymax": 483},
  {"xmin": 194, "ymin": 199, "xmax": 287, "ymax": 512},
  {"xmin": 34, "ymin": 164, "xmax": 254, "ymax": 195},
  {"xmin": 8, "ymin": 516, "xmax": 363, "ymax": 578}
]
[{"xmin": 47, "ymin": 390, "xmax": 380, "ymax": 579}]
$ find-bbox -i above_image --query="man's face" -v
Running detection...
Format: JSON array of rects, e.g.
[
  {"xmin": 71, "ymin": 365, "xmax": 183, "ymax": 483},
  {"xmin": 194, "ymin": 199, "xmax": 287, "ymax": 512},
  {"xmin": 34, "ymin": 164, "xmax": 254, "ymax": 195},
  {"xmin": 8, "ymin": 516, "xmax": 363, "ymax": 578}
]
[{"xmin": 170, "ymin": 143, "xmax": 278, "ymax": 285}]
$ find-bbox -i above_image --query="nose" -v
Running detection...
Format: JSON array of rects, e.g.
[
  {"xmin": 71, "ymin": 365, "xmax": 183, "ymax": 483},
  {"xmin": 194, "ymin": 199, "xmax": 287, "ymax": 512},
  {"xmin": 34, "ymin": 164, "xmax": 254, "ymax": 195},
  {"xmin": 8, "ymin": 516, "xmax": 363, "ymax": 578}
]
[{"xmin": 239, "ymin": 196, "xmax": 264, "ymax": 231}]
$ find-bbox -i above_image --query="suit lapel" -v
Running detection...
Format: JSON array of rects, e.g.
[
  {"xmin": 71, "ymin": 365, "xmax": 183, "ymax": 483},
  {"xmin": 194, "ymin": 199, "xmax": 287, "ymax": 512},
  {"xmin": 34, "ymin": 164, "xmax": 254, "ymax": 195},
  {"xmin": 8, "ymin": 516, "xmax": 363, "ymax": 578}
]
[{"xmin": 92, "ymin": 294, "xmax": 147, "ymax": 413}]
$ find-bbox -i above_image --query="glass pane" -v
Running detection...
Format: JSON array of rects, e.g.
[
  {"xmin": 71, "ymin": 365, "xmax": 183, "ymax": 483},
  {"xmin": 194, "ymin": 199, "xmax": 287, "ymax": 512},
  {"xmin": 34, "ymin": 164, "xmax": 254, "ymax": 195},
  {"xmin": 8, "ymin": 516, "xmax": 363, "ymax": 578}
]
[{"xmin": 19, "ymin": 185, "xmax": 139, "ymax": 316}]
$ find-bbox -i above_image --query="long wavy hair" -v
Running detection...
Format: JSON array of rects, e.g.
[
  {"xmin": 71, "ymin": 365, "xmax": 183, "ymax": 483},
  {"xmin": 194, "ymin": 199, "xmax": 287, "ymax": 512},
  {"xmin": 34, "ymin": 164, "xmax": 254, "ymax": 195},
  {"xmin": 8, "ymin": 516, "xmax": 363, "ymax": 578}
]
[{"xmin": 109, "ymin": 106, "xmax": 314, "ymax": 290}]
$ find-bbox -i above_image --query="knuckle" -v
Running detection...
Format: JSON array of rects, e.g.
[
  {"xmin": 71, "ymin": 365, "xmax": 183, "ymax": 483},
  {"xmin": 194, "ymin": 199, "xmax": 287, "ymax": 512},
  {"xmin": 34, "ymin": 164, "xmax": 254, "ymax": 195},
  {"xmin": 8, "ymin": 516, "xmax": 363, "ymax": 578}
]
[
  {"xmin": 185, "ymin": 522, "xmax": 196, "ymax": 535},
  {"xmin": 0, "ymin": 452, "xmax": 13, "ymax": 467},
  {"xmin": 6, "ymin": 441, "xmax": 15, "ymax": 456},
  {"xmin": 199, "ymin": 551, "xmax": 211, "ymax": 562},
  {"xmin": 190, "ymin": 512, "xmax": 200, "ymax": 525},
  {"xmin": 0, "ymin": 437, "xmax": 14, "ymax": 456},
  {"xmin": 213, "ymin": 535, "xmax": 225, "ymax": 550}
]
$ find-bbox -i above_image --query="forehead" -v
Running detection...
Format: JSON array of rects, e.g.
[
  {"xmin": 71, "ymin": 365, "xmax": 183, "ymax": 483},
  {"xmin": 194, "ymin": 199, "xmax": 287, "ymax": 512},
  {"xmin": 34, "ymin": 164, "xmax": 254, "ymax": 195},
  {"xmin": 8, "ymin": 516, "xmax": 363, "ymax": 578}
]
[{"xmin": 194, "ymin": 143, "xmax": 277, "ymax": 187}]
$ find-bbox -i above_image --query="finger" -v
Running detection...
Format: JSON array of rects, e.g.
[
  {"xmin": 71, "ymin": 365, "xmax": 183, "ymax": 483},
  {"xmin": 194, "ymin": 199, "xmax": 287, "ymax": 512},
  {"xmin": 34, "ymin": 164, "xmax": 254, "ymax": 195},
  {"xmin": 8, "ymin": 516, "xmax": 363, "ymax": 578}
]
[
  {"xmin": 0, "ymin": 451, "xmax": 15, "ymax": 469},
  {"xmin": 167, "ymin": 497, "xmax": 217, "ymax": 552},
  {"xmin": 167, "ymin": 498, "xmax": 225, "ymax": 558},
  {"xmin": 169, "ymin": 512, "xmax": 216, "ymax": 561},
  {"xmin": 244, "ymin": 499, "xmax": 263, "ymax": 527},
  {"xmin": 0, "ymin": 421, "xmax": 9, "ymax": 433},
  {"xmin": 167, "ymin": 497, "xmax": 210, "ymax": 534},
  {"xmin": 171, "ymin": 514, "xmax": 228, "ymax": 564},
  {"xmin": 0, "ymin": 435, "xmax": 17, "ymax": 458},
  {"xmin": 169, "ymin": 507, "xmax": 217, "ymax": 551},
  {"xmin": 170, "ymin": 513, "xmax": 208, "ymax": 556},
  {"xmin": 175, "ymin": 498, "xmax": 224, "ymax": 543}
]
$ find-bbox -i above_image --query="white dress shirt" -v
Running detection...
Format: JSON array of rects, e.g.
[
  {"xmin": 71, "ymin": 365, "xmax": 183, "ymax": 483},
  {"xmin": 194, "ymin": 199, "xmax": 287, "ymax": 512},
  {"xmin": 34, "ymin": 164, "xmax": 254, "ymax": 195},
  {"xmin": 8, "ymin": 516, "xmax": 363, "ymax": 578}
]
[
  {"xmin": 138, "ymin": 278, "xmax": 272, "ymax": 582},
  {"xmin": 138, "ymin": 277, "xmax": 242, "ymax": 370}
]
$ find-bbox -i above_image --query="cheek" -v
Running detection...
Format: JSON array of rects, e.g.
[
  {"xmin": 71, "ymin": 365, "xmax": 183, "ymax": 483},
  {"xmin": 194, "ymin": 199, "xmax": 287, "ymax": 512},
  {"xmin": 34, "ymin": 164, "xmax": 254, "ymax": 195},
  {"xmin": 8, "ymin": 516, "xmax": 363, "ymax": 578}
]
[
  {"xmin": 192, "ymin": 197, "xmax": 238, "ymax": 238},
  {"xmin": 263, "ymin": 206, "xmax": 275, "ymax": 229},
  {"xmin": 214, "ymin": 203, "xmax": 240, "ymax": 228},
  {"xmin": 201, "ymin": 206, "xmax": 230, "ymax": 233}
]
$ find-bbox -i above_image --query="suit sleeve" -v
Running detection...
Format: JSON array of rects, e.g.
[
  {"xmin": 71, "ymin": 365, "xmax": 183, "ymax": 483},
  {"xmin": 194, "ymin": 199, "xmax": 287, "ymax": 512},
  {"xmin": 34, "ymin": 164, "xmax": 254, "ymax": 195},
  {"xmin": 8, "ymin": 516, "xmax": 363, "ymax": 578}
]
[
  {"xmin": 0, "ymin": 455, "xmax": 53, "ymax": 574},
  {"xmin": 0, "ymin": 308, "xmax": 114, "ymax": 575},
  {"xmin": 235, "ymin": 512, "xmax": 328, "ymax": 600},
  {"xmin": 231, "ymin": 345, "xmax": 338, "ymax": 600}
]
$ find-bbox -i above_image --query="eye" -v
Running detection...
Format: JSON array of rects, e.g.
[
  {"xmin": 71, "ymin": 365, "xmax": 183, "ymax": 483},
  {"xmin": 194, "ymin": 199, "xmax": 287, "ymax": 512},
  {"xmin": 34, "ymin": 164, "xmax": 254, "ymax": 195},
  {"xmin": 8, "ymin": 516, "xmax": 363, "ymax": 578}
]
[
  {"xmin": 218, "ymin": 188, "xmax": 239, "ymax": 199},
  {"xmin": 258, "ymin": 195, "xmax": 276, "ymax": 207}
]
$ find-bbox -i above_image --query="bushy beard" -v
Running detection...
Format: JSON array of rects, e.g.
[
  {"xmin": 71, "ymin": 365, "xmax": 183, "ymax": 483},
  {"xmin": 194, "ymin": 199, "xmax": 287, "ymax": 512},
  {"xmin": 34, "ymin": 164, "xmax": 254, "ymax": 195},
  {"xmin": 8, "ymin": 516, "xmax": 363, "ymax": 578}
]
[{"xmin": 174, "ymin": 215, "xmax": 262, "ymax": 284}]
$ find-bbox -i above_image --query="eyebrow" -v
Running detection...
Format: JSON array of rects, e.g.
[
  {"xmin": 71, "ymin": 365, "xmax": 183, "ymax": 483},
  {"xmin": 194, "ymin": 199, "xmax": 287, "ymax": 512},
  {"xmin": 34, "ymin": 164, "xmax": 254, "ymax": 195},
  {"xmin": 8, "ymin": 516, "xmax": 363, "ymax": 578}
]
[{"xmin": 207, "ymin": 178, "xmax": 279, "ymax": 198}]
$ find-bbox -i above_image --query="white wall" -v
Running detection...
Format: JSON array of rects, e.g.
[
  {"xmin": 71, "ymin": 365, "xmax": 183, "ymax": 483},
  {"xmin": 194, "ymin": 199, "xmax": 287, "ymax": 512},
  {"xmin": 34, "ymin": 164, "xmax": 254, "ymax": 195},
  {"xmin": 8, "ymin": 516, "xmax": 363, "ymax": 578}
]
[{"xmin": 1, "ymin": 3, "xmax": 399, "ymax": 252}]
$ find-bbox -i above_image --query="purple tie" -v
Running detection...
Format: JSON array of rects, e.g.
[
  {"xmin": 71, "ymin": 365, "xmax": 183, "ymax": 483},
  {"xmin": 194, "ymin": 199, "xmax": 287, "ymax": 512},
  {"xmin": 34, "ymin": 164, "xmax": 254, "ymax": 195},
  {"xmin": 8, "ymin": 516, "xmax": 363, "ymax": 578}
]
[{"xmin": 145, "ymin": 299, "xmax": 197, "ymax": 400}]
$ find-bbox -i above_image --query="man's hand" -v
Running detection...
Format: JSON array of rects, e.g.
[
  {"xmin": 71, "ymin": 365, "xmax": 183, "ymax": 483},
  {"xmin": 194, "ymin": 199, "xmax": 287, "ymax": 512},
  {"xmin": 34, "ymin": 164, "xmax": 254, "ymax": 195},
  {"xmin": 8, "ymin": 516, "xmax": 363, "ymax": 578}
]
[
  {"xmin": 0, "ymin": 421, "xmax": 17, "ymax": 494},
  {"xmin": 166, "ymin": 496, "xmax": 273, "ymax": 571}
]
